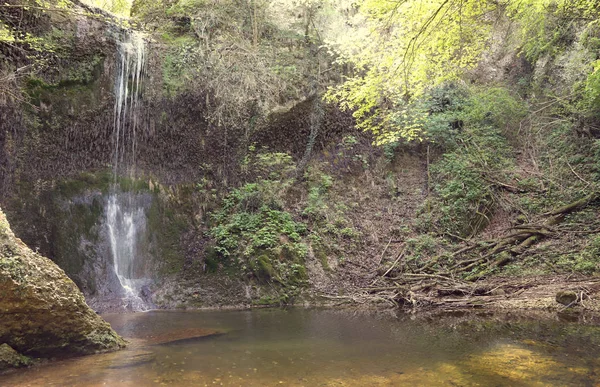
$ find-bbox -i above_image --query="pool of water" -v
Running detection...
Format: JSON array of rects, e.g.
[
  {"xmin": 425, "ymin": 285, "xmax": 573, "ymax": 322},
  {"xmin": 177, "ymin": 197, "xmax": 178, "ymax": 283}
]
[{"xmin": 3, "ymin": 308, "xmax": 600, "ymax": 386}]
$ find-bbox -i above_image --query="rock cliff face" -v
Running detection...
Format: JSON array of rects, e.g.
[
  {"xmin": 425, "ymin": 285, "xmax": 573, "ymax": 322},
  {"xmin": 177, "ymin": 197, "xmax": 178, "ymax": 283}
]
[
  {"xmin": 0, "ymin": 208, "xmax": 125, "ymax": 367},
  {"xmin": 0, "ymin": 0, "xmax": 356, "ymax": 312}
]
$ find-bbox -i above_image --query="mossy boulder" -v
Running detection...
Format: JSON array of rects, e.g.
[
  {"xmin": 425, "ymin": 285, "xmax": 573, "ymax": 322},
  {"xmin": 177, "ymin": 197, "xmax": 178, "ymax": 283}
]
[
  {"xmin": 250, "ymin": 254, "xmax": 276, "ymax": 281},
  {"xmin": 0, "ymin": 344, "xmax": 30, "ymax": 370},
  {"xmin": 0, "ymin": 208, "xmax": 125, "ymax": 360},
  {"xmin": 556, "ymin": 290, "xmax": 578, "ymax": 306}
]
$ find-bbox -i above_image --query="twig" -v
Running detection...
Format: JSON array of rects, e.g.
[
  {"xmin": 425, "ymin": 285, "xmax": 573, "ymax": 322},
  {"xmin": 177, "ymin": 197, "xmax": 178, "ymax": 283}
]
[
  {"xmin": 392, "ymin": 273, "xmax": 454, "ymax": 281},
  {"xmin": 380, "ymin": 246, "xmax": 407, "ymax": 278},
  {"xmin": 377, "ymin": 237, "xmax": 393, "ymax": 266},
  {"xmin": 444, "ymin": 232, "xmax": 472, "ymax": 244},
  {"xmin": 566, "ymin": 161, "xmax": 591, "ymax": 187},
  {"xmin": 559, "ymin": 228, "xmax": 600, "ymax": 235}
]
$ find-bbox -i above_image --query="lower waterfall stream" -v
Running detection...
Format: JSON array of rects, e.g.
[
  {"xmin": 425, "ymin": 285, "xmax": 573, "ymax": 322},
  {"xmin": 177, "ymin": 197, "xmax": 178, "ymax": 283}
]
[{"xmin": 107, "ymin": 192, "xmax": 150, "ymax": 311}]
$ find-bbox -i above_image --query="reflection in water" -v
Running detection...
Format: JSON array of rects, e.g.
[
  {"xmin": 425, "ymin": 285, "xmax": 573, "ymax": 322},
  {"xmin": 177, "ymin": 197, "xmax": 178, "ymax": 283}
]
[{"xmin": 2, "ymin": 309, "xmax": 600, "ymax": 386}]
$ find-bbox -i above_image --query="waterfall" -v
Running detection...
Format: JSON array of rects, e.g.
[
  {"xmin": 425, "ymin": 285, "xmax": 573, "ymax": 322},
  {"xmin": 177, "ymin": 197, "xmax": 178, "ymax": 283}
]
[
  {"xmin": 107, "ymin": 31, "xmax": 150, "ymax": 311},
  {"xmin": 113, "ymin": 31, "xmax": 146, "ymax": 176},
  {"xmin": 107, "ymin": 194, "xmax": 148, "ymax": 310}
]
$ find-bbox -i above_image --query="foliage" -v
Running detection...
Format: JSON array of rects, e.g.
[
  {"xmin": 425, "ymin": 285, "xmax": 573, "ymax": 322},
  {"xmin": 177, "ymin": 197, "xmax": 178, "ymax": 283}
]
[
  {"xmin": 80, "ymin": 0, "xmax": 129, "ymax": 16},
  {"xmin": 209, "ymin": 153, "xmax": 308, "ymax": 286},
  {"xmin": 0, "ymin": 0, "xmax": 126, "ymax": 104},
  {"xmin": 406, "ymin": 234, "xmax": 438, "ymax": 261},
  {"xmin": 582, "ymin": 60, "xmax": 600, "ymax": 116},
  {"xmin": 507, "ymin": 0, "xmax": 600, "ymax": 62},
  {"xmin": 302, "ymin": 169, "xmax": 333, "ymax": 221},
  {"xmin": 242, "ymin": 147, "xmax": 296, "ymax": 181},
  {"xmin": 422, "ymin": 87, "xmax": 525, "ymax": 236},
  {"xmin": 518, "ymin": 121, "xmax": 600, "ymax": 215},
  {"xmin": 134, "ymin": 0, "xmax": 343, "ymax": 130},
  {"xmin": 325, "ymin": 0, "xmax": 498, "ymax": 142},
  {"xmin": 556, "ymin": 235, "xmax": 600, "ymax": 274},
  {"xmin": 211, "ymin": 189, "xmax": 307, "ymax": 258},
  {"xmin": 324, "ymin": 0, "xmax": 600, "ymax": 144}
]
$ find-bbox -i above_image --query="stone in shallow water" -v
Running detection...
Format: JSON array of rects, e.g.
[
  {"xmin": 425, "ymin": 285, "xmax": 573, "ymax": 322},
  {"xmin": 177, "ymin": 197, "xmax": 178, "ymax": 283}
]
[{"xmin": 0, "ymin": 209, "xmax": 125, "ymax": 360}]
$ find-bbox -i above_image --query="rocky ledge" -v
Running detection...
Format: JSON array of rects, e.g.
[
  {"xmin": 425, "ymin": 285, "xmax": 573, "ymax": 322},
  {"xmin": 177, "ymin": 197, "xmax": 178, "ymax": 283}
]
[{"xmin": 0, "ymin": 208, "xmax": 125, "ymax": 371}]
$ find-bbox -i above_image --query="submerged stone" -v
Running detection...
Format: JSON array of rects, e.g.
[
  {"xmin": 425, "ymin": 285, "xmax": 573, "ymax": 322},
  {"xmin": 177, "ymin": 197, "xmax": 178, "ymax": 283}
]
[
  {"xmin": 135, "ymin": 327, "xmax": 223, "ymax": 345},
  {"xmin": 0, "ymin": 209, "xmax": 125, "ymax": 362}
]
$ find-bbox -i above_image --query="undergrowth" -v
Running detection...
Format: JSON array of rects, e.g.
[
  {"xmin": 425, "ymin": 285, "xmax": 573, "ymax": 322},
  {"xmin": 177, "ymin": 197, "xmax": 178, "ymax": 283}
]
[
  {"xmin": 207, "ymin": 151, "xmax": 309, "ymax": 301},
  {"xmin": 417, "ymin": 85, "xmax": 526, "ymax": 237}
]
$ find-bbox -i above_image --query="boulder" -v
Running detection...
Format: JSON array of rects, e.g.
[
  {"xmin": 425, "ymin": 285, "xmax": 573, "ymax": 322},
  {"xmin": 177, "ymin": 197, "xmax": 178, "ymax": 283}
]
[
  {"xmin": 0, "ymin": 208, "xmax": 125, "ymax": 360},
  {"xmin": 555, "ymin": 290, "xmax": 578, "ymax": 306},
  {"xmin": 0, "ymin": 344, "xmax": 30, "ymax": 370}
]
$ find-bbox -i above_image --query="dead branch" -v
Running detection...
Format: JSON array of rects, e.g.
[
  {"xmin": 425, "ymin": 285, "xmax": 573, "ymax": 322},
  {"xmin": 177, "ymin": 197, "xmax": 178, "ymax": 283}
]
[{"xmin": 362, "ymin": 192, "xmax": 600, "ymax": 309}]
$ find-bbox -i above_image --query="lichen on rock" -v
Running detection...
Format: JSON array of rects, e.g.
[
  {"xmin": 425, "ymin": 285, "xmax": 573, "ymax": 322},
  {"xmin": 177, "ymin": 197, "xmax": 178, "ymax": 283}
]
[{"xmin": 0, "ymin": 208, "xmax": 125, "ymax": 364}]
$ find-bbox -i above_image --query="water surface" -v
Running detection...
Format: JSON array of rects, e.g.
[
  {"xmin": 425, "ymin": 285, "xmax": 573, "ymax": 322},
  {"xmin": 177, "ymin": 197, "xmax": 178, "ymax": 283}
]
[{"xmin": 3, "ymin": 308, "xmax": 600, "ymax": 386}]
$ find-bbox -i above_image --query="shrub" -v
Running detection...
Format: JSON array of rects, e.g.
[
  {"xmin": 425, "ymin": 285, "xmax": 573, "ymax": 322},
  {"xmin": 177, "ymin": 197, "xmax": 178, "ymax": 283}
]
[
  {"xmin": 209, "ymin": 180, "xmax": 308, "ymax": 286},
  {"xmin": 421, "ymin": 86, "xmax": 523, "ymax": 236}
]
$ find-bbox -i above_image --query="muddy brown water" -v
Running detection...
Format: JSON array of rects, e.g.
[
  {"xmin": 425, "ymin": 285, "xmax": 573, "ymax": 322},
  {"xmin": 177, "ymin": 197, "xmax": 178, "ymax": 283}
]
[{"xmin": 2, "ymin": 308, "xmax": 600, "ymax": 386}]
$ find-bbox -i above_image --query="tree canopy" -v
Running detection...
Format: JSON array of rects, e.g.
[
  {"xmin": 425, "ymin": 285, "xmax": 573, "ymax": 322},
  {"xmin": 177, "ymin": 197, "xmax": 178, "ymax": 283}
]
[{"xmin": 325, "ymin": 0, "xmax": 600, "ymax": 144}]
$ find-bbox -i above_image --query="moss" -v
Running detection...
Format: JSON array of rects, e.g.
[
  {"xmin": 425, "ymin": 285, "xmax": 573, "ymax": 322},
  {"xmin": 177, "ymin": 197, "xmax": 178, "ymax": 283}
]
[
  {"xmin": 254, "ymin": 295, "xmax": 278, "ymax": 306},
  {"xmin": 313, "ymin": 242, "xmax": 331, "ymax": 271},
  {"xmin": 289, "ymin": 264, "xmax": 308, "ymax": 284},
  {"xmin": 147, "ymin": 197, "xmax": 187, "ymax": 275},
  {"xmin": 0, "ymin": 210, "xmax": 125, "ymax": 357},
  {"xmin": 254, "ymin": 293, "xmax": 290, "ymax": 306},
  {"xmin": 250, "ymin": 254, "xmax": 276, "ymax": 281},
  {"xmin": 52, "ymin": 197, "xmax": 105, "ymax": 279},
  {"xmin": 26, "ymin": 55, "xmax": 104, "ymax": 91},
  {"xmin": 25, "ymin": 53, "xmax": 104, "ymax": 107},
  {"xmin": 0, "ymin": 344, "xmax": 31, "ymax": 370},
  {"xmin": 0, "ymin": 255, "xmax": 27, "ymax": 283},
  {"xmin": 556, "ymin": 291, "xmax": 578, "ymax": 306},
  {"xmin": 55, "ymin": 172, "xmax": 154, "ymax": 198},
  {"xmin": 56, "ymin": 171, "xmax": 113, "ymax": 197},
  {"xmin": 118, "ymin": 177, "xmax": 150, "ymax": 193},
  {"xmin": 203, "ymin": 246, "xmax": 220, "ymax": 273}
]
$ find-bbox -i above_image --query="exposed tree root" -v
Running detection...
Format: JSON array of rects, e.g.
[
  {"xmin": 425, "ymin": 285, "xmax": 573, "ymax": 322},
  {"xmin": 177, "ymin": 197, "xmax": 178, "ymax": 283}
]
[
  {"xmin": 345, "ymin": 192, "xmax": 600, "ymax": 309},
  {"xmin": 421, "ymin": 192, "xmax": 599, "ymax": 276}
]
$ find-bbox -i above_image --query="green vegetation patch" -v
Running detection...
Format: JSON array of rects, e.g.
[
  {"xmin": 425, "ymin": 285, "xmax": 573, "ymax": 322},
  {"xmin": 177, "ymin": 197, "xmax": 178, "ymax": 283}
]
[
  {"xmin": 208, "ymin": 152, "xmax": 309, "ymax": 294},
  {"xmin": 210, "ymin": 182, "xmax": 308, "ymax": 278},
  {"xmin": 418, "ymin": 85, "xmax": 526, "ymax": 237}
]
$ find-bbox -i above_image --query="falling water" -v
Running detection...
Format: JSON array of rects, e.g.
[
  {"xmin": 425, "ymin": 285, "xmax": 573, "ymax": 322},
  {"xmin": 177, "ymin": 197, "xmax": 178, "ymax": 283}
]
[
  {"xmin": 107, "ymin": 194, "xmax": 148, "ymax": 310},
  {"xmin": 107, "ymin": 31, "xmax": 150, "ymax": 311},
  {"xmin": 113, "ymin": 31, "xmax": 146, "ymax": 175}
]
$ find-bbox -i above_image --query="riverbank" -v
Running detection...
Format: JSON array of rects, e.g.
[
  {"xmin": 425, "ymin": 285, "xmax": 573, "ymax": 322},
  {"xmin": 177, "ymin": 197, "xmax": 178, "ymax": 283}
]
[{"xmin": 144, "ymin": 272, "xmax": 600, "ymax": 314}]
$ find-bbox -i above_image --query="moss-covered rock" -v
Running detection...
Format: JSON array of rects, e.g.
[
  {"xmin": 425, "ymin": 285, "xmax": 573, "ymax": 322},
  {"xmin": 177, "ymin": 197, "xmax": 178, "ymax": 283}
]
[
  {"xmin": 0, "ymin": 344, "xmax": 31, "ymax": 371},
  {"xmin": 0, "ymin": 209, "xmax": 125, "ymax": 361},
  {"xmin": 556, "ymin": 290, "xmax": 578, "ymax": 306},
  {"xmin": 250, "ymin": 254, "xmax": 276, "ymax": 281}
]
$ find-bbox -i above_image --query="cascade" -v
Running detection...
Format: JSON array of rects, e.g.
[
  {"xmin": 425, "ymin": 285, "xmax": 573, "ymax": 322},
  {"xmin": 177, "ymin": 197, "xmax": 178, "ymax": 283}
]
[{"xmin": 106, "ymin": 31, "xmax": 150, "ymax": 311}]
